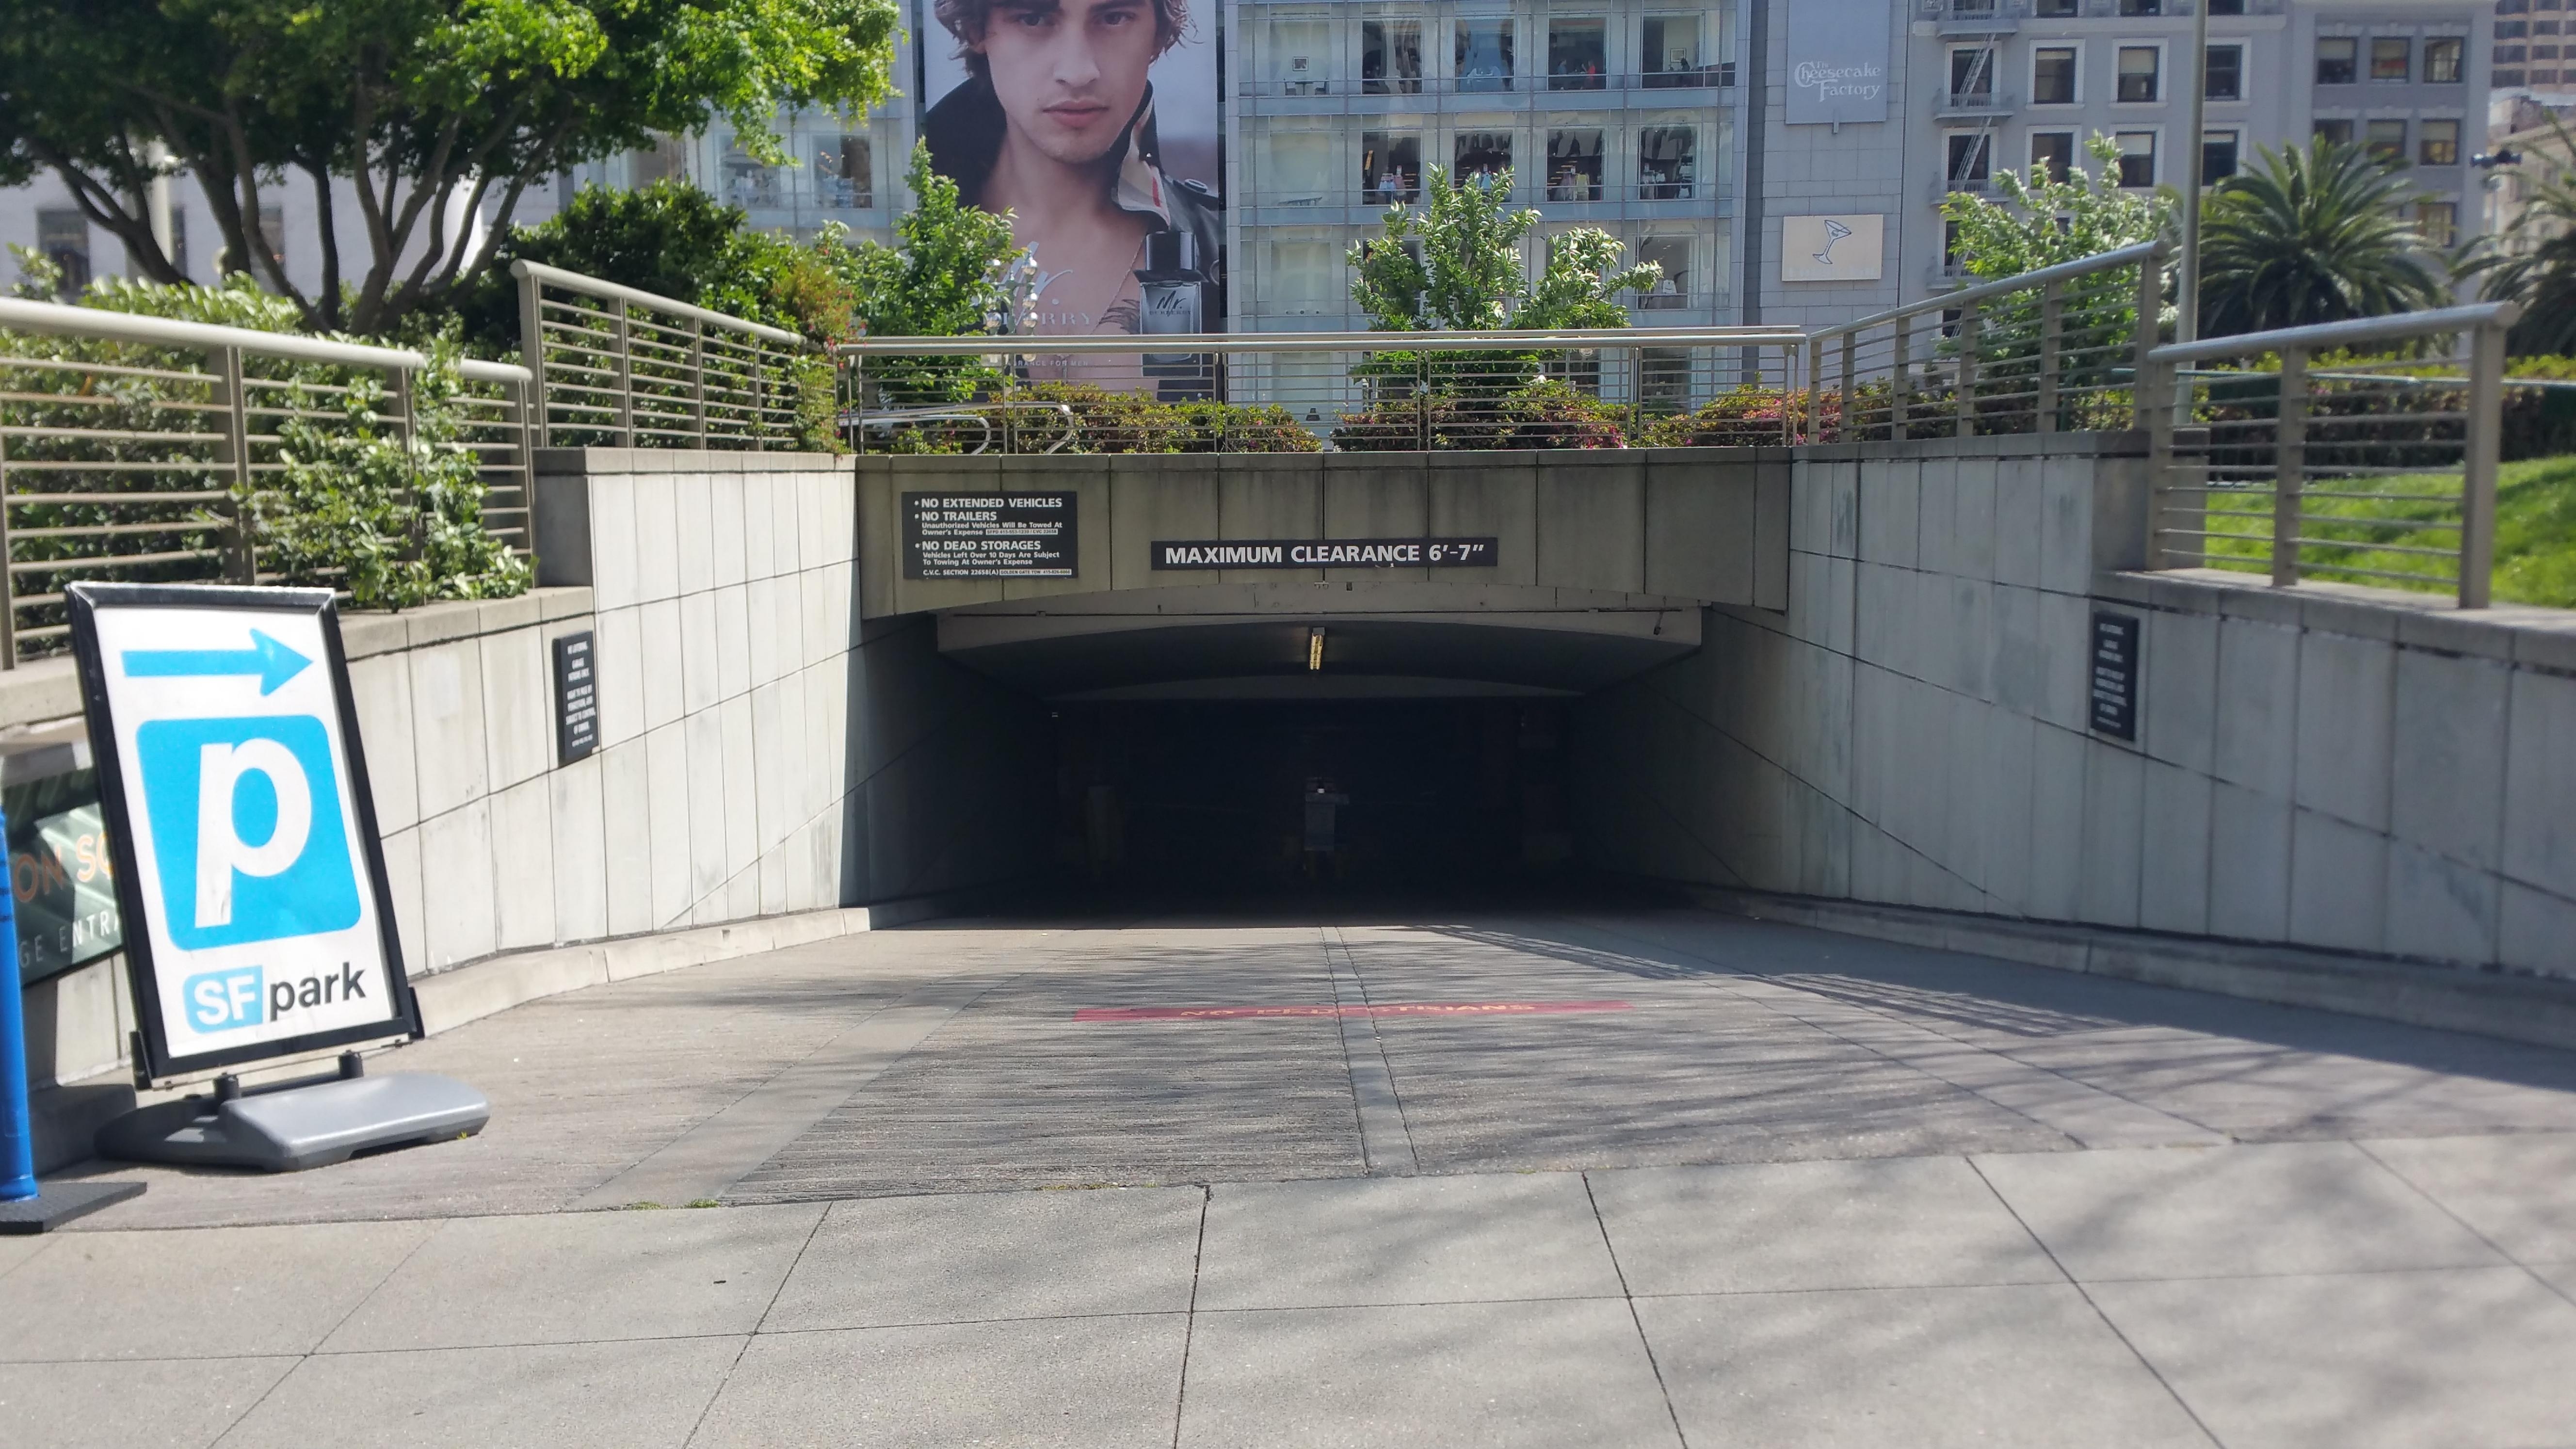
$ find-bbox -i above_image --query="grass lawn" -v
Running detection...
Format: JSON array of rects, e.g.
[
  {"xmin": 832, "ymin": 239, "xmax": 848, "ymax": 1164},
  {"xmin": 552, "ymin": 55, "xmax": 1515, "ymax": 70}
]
[{"xmin": 2197, "ymin": 454, "xmax": 2576, "ymax": 609}]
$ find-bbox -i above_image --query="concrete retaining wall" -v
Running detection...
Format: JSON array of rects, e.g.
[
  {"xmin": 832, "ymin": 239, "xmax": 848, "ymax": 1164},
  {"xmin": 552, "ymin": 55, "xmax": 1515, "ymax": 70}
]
[
  {"xmin": 1574, "ymin": 433, "xmax": 2576, "ymax": 982},
  {"xmin": 855, "ymin": 449, "xmax": 1794, "ymax": 618},
  {"xmin": 12, "ymin": 448, "xmax": 1046, "ymax": 1169}
]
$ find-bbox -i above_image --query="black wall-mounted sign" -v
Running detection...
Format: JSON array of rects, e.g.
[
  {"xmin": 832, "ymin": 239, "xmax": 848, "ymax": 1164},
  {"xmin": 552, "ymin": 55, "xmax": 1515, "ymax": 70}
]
[
  {"xmin": 553, "ymin": 631, "xmax": 598, "ymax": 765},
  {"xmin": 903, "ymin": 492, "xmax": 1078, "ymax": 579},
  {"xmin": 1151, "ymin": 537, "xmax": 1500, "ymax": 570},
  {"xmin": 2089, "ymin": 611, "xmax": 2141, "ymax": 742}
]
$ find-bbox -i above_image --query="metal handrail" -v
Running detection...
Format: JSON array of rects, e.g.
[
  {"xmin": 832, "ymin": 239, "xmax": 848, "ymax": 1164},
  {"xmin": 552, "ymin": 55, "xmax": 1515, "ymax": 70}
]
[
  {"xmin": 1812, "ymin": 242, "xmax": 2167, "ymax": 344},
  {"xmin": 2146, "ymin": 300, "xmax": 2521, "ymax": 609},
  {"xmin": 839, "ymin": 325, "xmax": 1809, "ymax": 358},
  {"xmin": 0, "ymin": 297, "xmax": 540, "ymax": 665},
  {"xmin": 513, "ymin": 259, "xmax": 813, "ymax": 451}
]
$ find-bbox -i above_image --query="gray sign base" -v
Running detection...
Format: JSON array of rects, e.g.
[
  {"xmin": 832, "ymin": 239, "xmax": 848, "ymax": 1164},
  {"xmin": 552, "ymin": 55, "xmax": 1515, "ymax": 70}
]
[
  {"xmin": 96, "ymin": 1073, "xmax": 490, "ymax": 1172},
  {"xmin": 0, "ymin": 1180, "xmax": 147, "ymax": 1234}
]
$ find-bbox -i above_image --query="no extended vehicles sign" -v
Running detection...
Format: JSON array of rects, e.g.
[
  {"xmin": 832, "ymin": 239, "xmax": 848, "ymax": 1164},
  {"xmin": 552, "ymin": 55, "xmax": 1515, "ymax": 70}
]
[{"xmin": 68, "ymin": 584, "xmax": 416, "ymax": 1079}]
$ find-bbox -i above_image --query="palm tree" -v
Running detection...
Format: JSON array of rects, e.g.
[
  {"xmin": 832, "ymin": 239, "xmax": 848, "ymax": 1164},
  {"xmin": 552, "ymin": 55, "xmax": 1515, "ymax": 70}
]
[
  {"xmin": 2477, "ymin": 117, "xmax": 2576, "ymax": 354},
  {"xmin": 2196, "ymin": 138, "xmax": 2452, "ymax": 337}
]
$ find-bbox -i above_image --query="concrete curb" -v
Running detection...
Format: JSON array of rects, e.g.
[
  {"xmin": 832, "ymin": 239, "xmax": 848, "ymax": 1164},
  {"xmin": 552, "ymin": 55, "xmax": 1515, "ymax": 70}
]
[
  {"xmin": 29, "ymin": 897, "xmax": 955, "ymax": 1177},
  {"xmin": 1685, "ymin": 886, "xmax": 2576, "ymax": 1053}
]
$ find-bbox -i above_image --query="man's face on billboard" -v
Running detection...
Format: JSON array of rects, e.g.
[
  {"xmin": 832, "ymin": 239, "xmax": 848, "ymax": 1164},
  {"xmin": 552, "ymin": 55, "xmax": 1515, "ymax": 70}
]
[{"xmin": 977, "ymin": 0, "xmax": 1159, "ymax": 167}]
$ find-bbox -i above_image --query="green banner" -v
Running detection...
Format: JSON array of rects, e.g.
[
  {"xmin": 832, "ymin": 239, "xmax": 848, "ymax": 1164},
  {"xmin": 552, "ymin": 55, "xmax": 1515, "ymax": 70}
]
[{"xmin": 8, "ymin": 768, "xmax": 124, "ymax": 985}]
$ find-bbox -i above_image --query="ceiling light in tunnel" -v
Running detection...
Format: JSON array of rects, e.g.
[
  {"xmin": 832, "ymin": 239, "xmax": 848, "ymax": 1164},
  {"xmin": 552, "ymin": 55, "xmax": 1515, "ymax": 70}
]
[{"xmin": 1308, "ymin": 626, "xmax": 1326, "ymax": 671}]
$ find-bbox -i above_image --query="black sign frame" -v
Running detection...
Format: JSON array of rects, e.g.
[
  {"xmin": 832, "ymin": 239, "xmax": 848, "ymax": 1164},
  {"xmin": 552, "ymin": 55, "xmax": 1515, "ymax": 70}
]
[
  {"xmin": 1150, "ymin": 537, "xmax": 1501, "ymax": 570},
  {"xmin": 553, "ymin": 631, "xmax": 598, "ymax": 766},
  {"xmin": 2089, "ymin": 610, "xmax": 2142, "ymax": 742},
  {"xmin": 65, "ymin": 583, "xmax": 420, "ymax": 1083},
  {"xmin": 902, "ymin": 492, "xmax": 1079, "ymax": 579}
]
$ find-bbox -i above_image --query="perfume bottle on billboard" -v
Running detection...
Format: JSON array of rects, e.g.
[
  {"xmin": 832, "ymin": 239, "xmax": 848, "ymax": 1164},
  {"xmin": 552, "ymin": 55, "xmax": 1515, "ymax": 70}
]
[{"xmin": 1137, "ymin": 231, "xmax": 1215, "ymax": 401}]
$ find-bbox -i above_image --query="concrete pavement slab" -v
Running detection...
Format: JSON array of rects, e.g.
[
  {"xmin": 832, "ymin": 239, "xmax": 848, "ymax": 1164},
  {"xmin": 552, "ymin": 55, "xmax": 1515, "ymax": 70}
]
[
  {"xmin": 1587, "ymin": 1158, "xmax": 2062, "ymax": 1293},
  {"xmin": 0, "ymin": 1235, "xmax": 51, "ymax": 1277},
  {"xmin": 1194, "ymin": 1173, "xmax": 1622, "ymax": 1310},
  {"xmin": 2360, "ymin": 1132, "xmax": 2576, "ymax": 1263},
  {"xmin": 2087, "ymin": 1267, "xmax": 2576, "ymax": 1449},
  {"xmin": 0, "ymin": 1356, "xmax": 295, "ymax": 1449},
  {"xmin": 0, "ymin": 1221, "xmax": 432, "ymax": 1361},
  {"xmin": 1634, "ymin": 1284, "xmax": 2211, "ymax": 1449},
  {"xmin": 321, "ymin": 1203, "xmax": 823, "ymax": 1351},
  {"xmin": 1973, "ymin": 1141, "xmax": 2509, "ymax": 1280},
  {"xmin": 761, "ymin": 1186, "xmax": 1205, "ymax": 1331},
  {"xmin": 692, "ymin": 1315, "xmax": 1185, "ymax": 1448},
  {"xmin": 2531, "ymin": 1259, "xmax": 2576, "ymax": 1298},
  {"xmin": 219, "ymin": 1336, "xmax": 741, "ymax": 1449},
  {"xmin": 1177, "ymin": 1299, "xmax": 1679, "ymax": 1449}
]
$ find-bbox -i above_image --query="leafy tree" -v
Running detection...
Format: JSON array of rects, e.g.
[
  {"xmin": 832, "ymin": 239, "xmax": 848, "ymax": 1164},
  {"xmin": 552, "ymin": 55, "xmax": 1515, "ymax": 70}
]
[
  {"xmin": 2198, "ymin": 138, "xmax": 2451, "ymax": 337},
  {"xmin": 1938, "ymin": 134, "xmax": 2173, "ymax": 281},
  {"xmin": 0, "ymin": 0, "xmax": 899, "ymax": 334},
  {"xmin": 1346, "ymin": 167, "xmax": 1656, "ymax": 401},
  {"xmin": 831, "ymin": 144, "xmax": 1031, "ymax": 404},
  {"xmin": 1348, "ymin": 166, "xmax": 1656, "ymax": 331}
]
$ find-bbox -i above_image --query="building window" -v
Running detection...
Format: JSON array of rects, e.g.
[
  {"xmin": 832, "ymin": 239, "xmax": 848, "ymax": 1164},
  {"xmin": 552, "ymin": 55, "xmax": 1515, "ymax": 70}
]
[
  {"xmin": 2206, "ymin": 44, "xmax": 2244, "ymax": 101},
  {"xmin": 2033, "ymin": 46, "xmax": 2078, "ymax": 105},
  {"xmin": 36, "ymin": 210, "xmax": 88, "ymax": 297},
  {"xmin": 1267, "ymin": 132, "xmax": 1333, "ymax": 204},
  {"xmin": 1950, "ymin": 46, "xmax": 1997, "ymax": 102},
  {"xmin": 1360, "ymin": 130, "xmax": 1421, "ymax": 202},
  {"xmin": 2203, "ymin": 129, "xmax": 2240, "ymax": 182},
  {"xmin": 2425, "ymin": 37, "xmax": 2465, "ymax": 82},
  {"xmin": 2364, "ymin": 118, "xmax": 2407, "ymax": 163},
  {"xmin": 2116, "ymin": 130, "xmax": 2157, "ymax": 188},
  {"xmin": 2416, "ymin": 201, "xmax": 2458, "ymax": 246},
  {"xmin": 2030, "ymin": 130, "xmax": 2076, "ymax": 183},
  {"xmin": 2318, "ymin": 36, "xmax": 2358, "ymax": 85},
  {"xmin": 2371, "ymin": 37, "xmax": 2412, "ymax": 81},
  {"xmin": 2496, "ymin": 69, "xmax": 2528, "ymax": 87},
  {"xmin": 166, "ymin": 209, "xmax": 190, "ymax": 282},
  {"xmin": 1454, "ymin": 18, "xmax": 1514, "ymax": 91},
  {"xmin": 2035, "ymin": 0, "xmax": 2077, "ymax": 15},
  {"xmin": 1642, "ymin": 14, "xmax": 1706, "ymax": 87},
  {"xmin": 1362, "ymin": 20, "xmax": 1423, "ymax": 94},
  {"xmin": 1639, "ymin": 125, "xmax": 1698, "ymax": 198},
  {"xmin": 1944, "ymin": 220, "xmax": 1968, "ymax": 274},
  {"xmin": 256, "ymin": 205, "xmax": 286, "ymax": 270},
  {"xmin": 1265, "ymin": 239, "xmax": 1337, "ymax": 314},
  {"xmin": 1637, "ymin": 238, "xmax": 1690, "ymax": 310},
  {"xmin": 2499, "ymin": 45, "xmax": 2529, "ymax": 64},
  {"xmin": 2420, "ymin": 118, "xmax": 2461, "ymax": 166},
  {"xmin": 1546, "ymin": 129, "xmax": 1604, "ymax": 200},
  {"xmin": 1548, "ymin": 16, "xmax": 1607, "ymax": 89},
  {"xmin": 2119, "ymin": 0, "xmax": 2162, "ymax": 13},
  {"xmin": 2117, "ymin": 45, "xmax": 2162, "ymax": 103},
  {"xmin": 2314, "ymin": 118, "xmax": 2356, "ymax": 146},
  {"xmin": 1455, "ymin": 129, "xmax": 1513, "ymax": 186},
  {"xmin": 1948, "ymin": 132, "xmax": 1993, "ymax": 186},
  {"xmin": 722, "ymin": 148, "xmax": 778, "ymax": 209},
  {"xmin": 818, "ymin": 135, "xmax": 872, "ymax": 209},
  {"xmin": 2207, "ymin": 0, "xmax": 2245, "ymax": 12}
]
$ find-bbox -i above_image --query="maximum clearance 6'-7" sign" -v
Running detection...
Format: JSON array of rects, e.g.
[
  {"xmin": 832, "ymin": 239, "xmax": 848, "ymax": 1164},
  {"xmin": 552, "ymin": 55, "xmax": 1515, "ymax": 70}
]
[{"xmin": 68, "ymin": 584, "xmax": 416, "ymax": 1080}]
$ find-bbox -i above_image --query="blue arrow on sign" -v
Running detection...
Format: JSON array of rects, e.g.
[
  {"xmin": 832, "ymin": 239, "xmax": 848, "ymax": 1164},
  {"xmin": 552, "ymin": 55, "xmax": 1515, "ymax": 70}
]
[{"xmin": 122, "ymin": 629, "xmax": 313, "ymax": 695}]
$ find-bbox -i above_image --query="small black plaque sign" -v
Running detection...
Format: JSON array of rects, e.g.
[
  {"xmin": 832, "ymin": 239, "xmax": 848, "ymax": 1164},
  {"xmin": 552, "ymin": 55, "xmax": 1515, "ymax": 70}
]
[
  {"xmin": 554, "ymin": 630, "xmax": 599, "ymax": 765},
  {"xmin": 1150, "ymin": 537, "xmax": 1500, "ymax": 570},
  {"xmin": 903, "ymin": 492, "xmax": 1077, "ymax": 578},
  {"xmin": 2089, "ymin": 611, "xmax": 2141, "ymax": 742}
]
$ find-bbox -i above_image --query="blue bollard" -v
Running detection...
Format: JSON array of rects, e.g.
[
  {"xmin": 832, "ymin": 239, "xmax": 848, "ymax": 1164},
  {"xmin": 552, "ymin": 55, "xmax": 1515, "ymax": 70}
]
[{"xmin": 0, "ymin": 805, "xmax": 35, "ymax": 1202}]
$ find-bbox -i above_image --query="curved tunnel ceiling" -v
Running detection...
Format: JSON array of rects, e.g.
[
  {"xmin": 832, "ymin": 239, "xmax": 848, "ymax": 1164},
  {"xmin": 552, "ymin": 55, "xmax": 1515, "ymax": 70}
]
[{"xmin": 932, "ymin": 583, "xmax": 1703, "ymax": 700}]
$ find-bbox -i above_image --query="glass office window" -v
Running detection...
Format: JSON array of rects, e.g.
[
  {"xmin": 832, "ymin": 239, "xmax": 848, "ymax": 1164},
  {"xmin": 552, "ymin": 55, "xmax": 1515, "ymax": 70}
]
[
  {"xmin": 2317, "ymin": 37, "xmax": 2358, "ymax": 84},
  {"xmin": 2116, "ymin": 130, "xmax": 2157, "ymax": 187},
  {"xmin": 1455, "ymin": 18, "xmax": 1515, "ymax": 91},
  {"xmin": 2206, "ymin": 44, "xmax": 2243, "ymax": 101},
  {"xmin": 2416, "ymin": 201, "xmax": 2457, "ymax": 246},
  {"xmin": 36, "ymin": 210, "xmax": 88, "ymax": 297},
  {"xmin": 2030, "ymin": 130, "xmax": 2076, "ymax": 183},
  {"xmin": 1359, "ymin": 130, "xmax": 1422, "ymax": 201},
  {"xmin": 2119, "ymin": 0, "xmax": 2163, "ymax": 13},
  {"xmin": 2035, "ymin": 0, "xmax": 2077, "ymax": 13},
  {"xmin": 2202, "ymin": 129, "xmax": 2239, "ymax": 182},
  {"xmin": 2371, "ymin": 37, "xmax": 2411, "ymax": 81},
  {"xmin": 2364, "ymin": 118, "xmax": 2407, "ymax": 161},
  {"xmin": 2033, "ymin": 46, "xmax": 2077, "ymax": 104},
  {"xmin": 818, "ymin": 135, "xmax": 873, "ymax": 209},
  {"xmin": 1362, "ymin": 19, "xmax": 1423, "ymax": 94},
  {"xmin": 2313, "ymin": 118, "xmax": 2355, "ymax": 145},
  {"xmin": 1637, "ymin": 238, "xmax": 1690, "ymax": 310},
  {"xmin": 1272, "ymin": 20, "xmax": 1331, "ymax": 93},
  {"xmin": 1947, "ymin": 132, "xmax": 1992, "ymax": 184},
  {"xmin": 2419, "ymin": 118, "xmax": 2460, "ymax": 165},
  {"xmin": 722, "ymin": 145, "xmax": 779, "ymax": 208},
  {"xmin": 2117, "ymin": 46, "xmax": 2161, "ymax": 102},
  {"xmin": 1266, "ymin": 239, "xmax": 1338, "ymax": 314},
  {"xmin": 1950, "ymin": 47, "xmax": 1996, "ymax": 99},
  {"xmin": 1641, "ymin": 14, "xmax": 1704, "ymax": 86},
  {"xmin": 1638, "ymin": 124, "xmax": 1697, "ymax": 198},
  {"xmin": 1454, "ymin": 129, "xmax": 1514, "ymax": 186},
  {"xmin": 1546, "ymin": 128, "xmax": 1605, "ymax": 200},
  {"xmin": 2425, "ymin": 38, "xmax": 2464, "ymax": 82},
  {"xmin": 1549, "ymin": 17, "xmax": 1607, "ymax": 89},
  {"xmin": 1267, "ymin": 132, "xmax": 1334, "ymax": 204}
]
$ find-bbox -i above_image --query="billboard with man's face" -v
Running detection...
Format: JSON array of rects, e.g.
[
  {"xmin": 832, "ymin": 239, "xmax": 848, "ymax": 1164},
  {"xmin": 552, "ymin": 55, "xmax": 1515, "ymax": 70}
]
[{"xmin": 916, "ymin": 0, "xmax": 1225, "ymax": 383}]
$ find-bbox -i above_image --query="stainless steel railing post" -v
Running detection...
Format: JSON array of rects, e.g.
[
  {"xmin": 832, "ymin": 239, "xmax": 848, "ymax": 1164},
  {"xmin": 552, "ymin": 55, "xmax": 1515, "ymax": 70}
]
[{"xmin": 2461, "ymin": 321, "xmax": 2505, "ymax": 609}]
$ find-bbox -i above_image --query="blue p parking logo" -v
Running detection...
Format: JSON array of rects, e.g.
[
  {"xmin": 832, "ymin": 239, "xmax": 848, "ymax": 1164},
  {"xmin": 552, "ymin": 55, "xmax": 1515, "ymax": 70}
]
[{"xmin": 136, "ymin": 715, "xmax": 362, "ymax": 950}]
